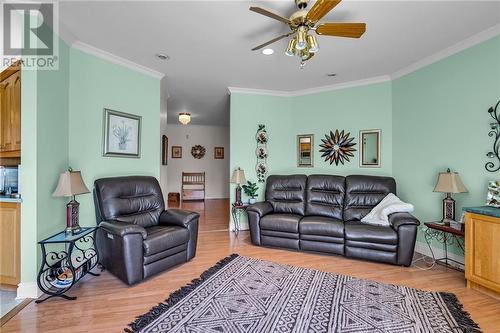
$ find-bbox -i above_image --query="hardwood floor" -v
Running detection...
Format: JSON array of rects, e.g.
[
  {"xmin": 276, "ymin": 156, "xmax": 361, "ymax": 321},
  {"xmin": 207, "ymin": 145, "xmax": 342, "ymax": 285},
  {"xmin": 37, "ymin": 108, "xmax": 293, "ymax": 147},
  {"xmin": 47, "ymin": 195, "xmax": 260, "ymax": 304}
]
[{"xmin": 3, "ymin": 199, "xmax": 500, "ymax": 333}]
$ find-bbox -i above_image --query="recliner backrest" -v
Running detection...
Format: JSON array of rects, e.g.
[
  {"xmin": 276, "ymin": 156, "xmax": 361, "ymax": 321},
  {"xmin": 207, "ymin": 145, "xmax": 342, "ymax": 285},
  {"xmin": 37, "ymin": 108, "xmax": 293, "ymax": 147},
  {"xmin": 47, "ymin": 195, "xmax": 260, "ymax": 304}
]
[
  {"xmin": 94, "ymin": 176, "xmax": 164, "ymax": 228},
  {"xmin": 305, "ymin": 175, "xmax": 345, "ymax": 219},
  {"xmin": 343, "ymin": 175, "xmax": 396, "ymax": 221},
  {"xmin": 266, "ymin": 175, "xmax": 307, "ymax": 215}
]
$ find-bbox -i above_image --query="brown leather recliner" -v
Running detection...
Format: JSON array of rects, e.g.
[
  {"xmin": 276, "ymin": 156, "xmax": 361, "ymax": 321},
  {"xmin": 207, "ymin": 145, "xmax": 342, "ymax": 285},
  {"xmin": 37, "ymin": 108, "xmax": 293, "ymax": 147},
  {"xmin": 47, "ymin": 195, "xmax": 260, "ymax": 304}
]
[
  {"xmin": 93, "ymin": 176, "xmax": 199, "ymax": 285},
  {"xmin": 247, "ymin": 174, "xmax": 420, "ymax": 266}
]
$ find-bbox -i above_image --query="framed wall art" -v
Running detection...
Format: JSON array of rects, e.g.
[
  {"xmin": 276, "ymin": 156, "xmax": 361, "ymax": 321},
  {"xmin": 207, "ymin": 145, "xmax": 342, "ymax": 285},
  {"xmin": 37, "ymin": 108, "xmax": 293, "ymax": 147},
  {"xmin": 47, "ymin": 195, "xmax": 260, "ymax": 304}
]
[
  {"xmin": 172, "ymin": 146, "xmax": 182, "ymax": 158},
  {"xmin": 103, "ymin": 108, "xmax": 141, "ymax": 158},
  {"xmin": 214, "ymin": 147, "xmax": 224, "ymax": 159}
]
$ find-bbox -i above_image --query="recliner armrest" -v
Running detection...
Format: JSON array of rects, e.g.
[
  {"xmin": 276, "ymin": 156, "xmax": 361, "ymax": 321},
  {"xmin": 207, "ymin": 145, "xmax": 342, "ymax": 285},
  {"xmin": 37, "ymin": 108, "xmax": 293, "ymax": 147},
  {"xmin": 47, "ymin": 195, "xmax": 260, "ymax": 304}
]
[
  {"xmin": 246, "ymin": 201, "xmax": 273, "ymax": 217},
  {"xmin": 388, "ymin": 212, "xmax": 420, "ymax": 230},
  {"xmin": 98, "ymin": 220, "xmax": 147, "ymax": 240},
  {"xmin": 159, "ymin": 209, "xmax": 200, "ymax": 228}
]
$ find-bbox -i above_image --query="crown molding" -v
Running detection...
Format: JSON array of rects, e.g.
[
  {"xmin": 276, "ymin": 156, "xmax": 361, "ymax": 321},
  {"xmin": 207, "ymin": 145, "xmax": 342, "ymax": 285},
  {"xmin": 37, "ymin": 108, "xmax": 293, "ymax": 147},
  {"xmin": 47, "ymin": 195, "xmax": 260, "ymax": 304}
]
[
  {"xmin": 227, "ymin": 87, "xmax": 291, "ymax": 97},
  {"xmin": 293, "ymin": 75, "xmax": 391, "ymax": 96},
  {"xmin": 228, "ymin": 75, "xmax": 391, "ymax": 97},
  {"xmin": 391, "ymin": 23, "xmax": 500, "ymax": 80},
  {"xmin": 71, "ymin": 41, "xmax": 164, "ymax": 80}
]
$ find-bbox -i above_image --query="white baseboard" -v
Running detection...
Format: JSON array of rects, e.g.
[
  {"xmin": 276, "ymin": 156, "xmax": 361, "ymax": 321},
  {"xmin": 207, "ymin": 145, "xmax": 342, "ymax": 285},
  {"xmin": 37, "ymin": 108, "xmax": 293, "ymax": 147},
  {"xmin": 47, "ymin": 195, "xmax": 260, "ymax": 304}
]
[
  {"xmin": 414, "ymin": 241, "xmax": 464, "ymax": 270},
  {"xmin": 16, "ymin": 282, "xmax": 42, "ymax": 300}
]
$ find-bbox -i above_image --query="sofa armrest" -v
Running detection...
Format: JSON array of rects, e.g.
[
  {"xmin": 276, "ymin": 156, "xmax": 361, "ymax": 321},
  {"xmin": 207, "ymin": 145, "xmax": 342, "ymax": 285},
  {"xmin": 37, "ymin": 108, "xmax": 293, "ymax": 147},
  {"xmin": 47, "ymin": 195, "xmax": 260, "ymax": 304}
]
[
  {"xmin": 388, "ymin": 212, "xmax": 420, "ymax": 230},
  {"xmin": 246, "ymin": 201, "xmax": 273, "ymax": 217},
  {"xmin": 159, "ymin": 209, "xmax": 200, "ymax": 228},
  {"xmin": 98, "ymin": 220, "xmax": 147, "ymax": 240}
]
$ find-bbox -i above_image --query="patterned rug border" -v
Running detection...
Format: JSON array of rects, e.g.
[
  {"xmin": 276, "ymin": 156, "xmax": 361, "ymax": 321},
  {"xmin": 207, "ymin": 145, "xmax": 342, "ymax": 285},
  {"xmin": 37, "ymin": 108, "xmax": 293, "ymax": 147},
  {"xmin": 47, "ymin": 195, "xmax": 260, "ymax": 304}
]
[
  {"xmin": 125, "ymin": 253, "xmax": 239, "ymax": 333},
  {"xmin": 125, "ymin": 254, "xmax": 481, "ymax": 333}
]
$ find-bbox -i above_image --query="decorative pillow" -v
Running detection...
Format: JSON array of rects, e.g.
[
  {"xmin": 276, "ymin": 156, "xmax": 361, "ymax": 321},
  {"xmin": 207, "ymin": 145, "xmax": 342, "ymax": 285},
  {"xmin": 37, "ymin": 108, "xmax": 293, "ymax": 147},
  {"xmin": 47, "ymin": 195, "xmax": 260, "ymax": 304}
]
[{"xmin": 361, "ymin": 193, "xmax": 414, "ymax": 226}]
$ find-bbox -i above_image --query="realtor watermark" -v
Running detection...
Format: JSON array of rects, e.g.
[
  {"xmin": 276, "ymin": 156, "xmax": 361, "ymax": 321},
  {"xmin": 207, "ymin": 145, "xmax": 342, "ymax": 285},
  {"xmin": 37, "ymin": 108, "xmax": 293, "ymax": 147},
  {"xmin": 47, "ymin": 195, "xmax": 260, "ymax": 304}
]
[{"xmin": 2, "ymin": 2, "xmax": 59, "ymax": 70}]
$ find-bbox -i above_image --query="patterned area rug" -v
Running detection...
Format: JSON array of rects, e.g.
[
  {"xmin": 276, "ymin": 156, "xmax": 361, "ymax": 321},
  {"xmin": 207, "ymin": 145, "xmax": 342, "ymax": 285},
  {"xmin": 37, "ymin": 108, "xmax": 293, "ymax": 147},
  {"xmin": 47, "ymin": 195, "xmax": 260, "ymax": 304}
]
[{"xmin": 126, "ymin": 254, "xmax": 481, "ymax": 333}]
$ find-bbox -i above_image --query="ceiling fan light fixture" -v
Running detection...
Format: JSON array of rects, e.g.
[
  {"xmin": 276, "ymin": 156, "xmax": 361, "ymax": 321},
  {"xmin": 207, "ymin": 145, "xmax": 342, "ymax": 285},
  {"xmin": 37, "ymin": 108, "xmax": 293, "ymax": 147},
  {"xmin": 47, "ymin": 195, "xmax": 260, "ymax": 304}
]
[
  {"xmin": 307, "ymin": 35, "xmax": 319, "ymax": 53},
  {"xmin": 178, "ymin": 112, "xmax": 191, "ymax": 125},
  {"xmin": 296, "ymin": 26, "xmax": 307, "ymax": 50},
  {"xmin": 285, "ymin": 38, "xmax": 297, "ymax": 56}
]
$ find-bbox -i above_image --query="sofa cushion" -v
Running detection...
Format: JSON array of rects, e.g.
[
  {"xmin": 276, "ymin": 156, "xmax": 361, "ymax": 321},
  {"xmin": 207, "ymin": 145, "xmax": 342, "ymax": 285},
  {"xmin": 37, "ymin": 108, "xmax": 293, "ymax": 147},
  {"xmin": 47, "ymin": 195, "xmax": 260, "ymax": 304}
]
[
  {"xmin": 344, "ymin": 221, "xmax": 397, "ymax": 245},
  {"xmin": 260, "ymin": 214, "xmax": 301, "ymax": 233},
  {"xmin": 343, "ymin": 175, "xmax": 396, "ymax": 222},
  {"xmin": 299, "ymin": 216, "xmax": 344, "ymax": 238},
  {"xmin": 143, "ymin": 226, "xmax": 189, "ymax": 256},
  {"xmin": 305, "ymin": 175, "xmax": 345, "ymax": 219},
  {"xmin": 266, "ymin": 175, "xmax": 307, "ymax": 215}
]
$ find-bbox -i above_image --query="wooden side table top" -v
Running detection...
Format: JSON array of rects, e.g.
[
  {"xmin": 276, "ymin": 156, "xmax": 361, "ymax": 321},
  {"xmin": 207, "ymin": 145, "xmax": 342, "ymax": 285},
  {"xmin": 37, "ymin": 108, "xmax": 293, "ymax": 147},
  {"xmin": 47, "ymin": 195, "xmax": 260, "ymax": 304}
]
[{"xmin": 424, "ymin": 222, "xmax": 465, "ymax": 237}]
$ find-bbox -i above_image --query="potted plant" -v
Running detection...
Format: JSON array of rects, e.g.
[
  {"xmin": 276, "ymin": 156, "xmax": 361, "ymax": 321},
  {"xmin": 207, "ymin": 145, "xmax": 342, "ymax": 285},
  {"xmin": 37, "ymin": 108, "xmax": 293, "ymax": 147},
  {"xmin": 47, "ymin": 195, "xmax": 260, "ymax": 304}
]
[{"xmin": 242, "ymin": 181, "xmax": 259, "ymax": 204}]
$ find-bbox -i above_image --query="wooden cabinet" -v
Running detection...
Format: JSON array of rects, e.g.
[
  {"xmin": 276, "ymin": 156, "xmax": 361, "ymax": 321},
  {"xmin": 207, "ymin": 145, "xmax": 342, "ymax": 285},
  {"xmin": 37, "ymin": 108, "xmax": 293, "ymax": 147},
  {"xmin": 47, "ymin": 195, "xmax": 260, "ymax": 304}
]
[
  {"xmin": 465, "ymin": 212, "xmax": 500, "ymax": 300},
  {"xmin": 0, "ymin": 64, "xmax": 21, "ymax": 158},
  {"xmin": 0, "ymin": 202, "xmax": 21, "ymax": 285}
]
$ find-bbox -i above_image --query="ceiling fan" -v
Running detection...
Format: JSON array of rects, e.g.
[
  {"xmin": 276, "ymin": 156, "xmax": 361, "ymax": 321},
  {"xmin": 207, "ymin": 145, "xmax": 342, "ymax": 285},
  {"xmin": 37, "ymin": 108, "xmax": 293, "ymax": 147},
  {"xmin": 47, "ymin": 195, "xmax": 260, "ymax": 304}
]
[{"xmin": 250, "ymin": 0, "xmax": 366, "ymax": 67}]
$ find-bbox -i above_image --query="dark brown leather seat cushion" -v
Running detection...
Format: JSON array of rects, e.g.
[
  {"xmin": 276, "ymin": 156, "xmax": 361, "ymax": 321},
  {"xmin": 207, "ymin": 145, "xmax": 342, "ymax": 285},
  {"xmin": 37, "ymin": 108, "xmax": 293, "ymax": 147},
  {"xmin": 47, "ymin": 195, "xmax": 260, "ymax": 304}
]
[
  {"xmin": 344, "ymin": 221, "xmax": 397, "ymax": 245},
  {"xmin": 143, "ymin": 226, "xmax": 189, "ymax": 256},
  {"xmin": 260, "ymin": 214, "xmax": 301, "ymax": 233},
  {"xmin": 299, "ymin": 216, "xmax": 344, "ymax": 238}
]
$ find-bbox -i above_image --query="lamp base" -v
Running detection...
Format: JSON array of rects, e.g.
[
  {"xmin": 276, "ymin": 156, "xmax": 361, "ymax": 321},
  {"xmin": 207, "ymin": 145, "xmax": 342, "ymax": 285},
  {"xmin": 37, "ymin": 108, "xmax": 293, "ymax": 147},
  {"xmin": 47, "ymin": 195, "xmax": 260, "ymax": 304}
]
[
  {"xmin": 66, "ymin": 198, "xmax": 81, "ymax": 234},
  {"xmin": 442, "ymin": 194, "xmax": 455, "ymax": 226},
  {"xmin": 235, "ymin": 185, "xmax": 243, "ymax": 206}
]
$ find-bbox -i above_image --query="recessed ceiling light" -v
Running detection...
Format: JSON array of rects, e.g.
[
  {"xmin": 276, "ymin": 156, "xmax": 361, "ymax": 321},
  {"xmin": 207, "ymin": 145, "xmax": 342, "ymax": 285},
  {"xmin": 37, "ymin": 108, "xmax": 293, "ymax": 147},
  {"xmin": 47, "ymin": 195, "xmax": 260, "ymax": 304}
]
[
  {"xmin": 156, "ymin": 53, "xmax": 170, "ymax": 61},
  {"xmin": 262, "ymin": 48, "xmax": 274, "ymax": 55}
]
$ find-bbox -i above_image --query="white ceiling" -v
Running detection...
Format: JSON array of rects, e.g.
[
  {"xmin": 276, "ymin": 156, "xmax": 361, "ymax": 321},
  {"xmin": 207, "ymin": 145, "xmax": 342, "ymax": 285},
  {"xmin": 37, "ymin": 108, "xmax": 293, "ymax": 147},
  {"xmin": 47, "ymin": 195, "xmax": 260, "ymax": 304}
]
[{"xmin": 58, "ymin": 1, "xmax": 500, "ymax": 126}]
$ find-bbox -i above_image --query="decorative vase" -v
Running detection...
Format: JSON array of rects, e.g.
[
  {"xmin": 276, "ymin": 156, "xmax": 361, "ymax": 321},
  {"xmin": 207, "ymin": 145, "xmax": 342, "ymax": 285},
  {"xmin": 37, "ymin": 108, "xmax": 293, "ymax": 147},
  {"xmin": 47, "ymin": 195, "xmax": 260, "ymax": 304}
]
[{"xmin": 249, "ymin": 198, "xmax": 257, "ymax": 204}]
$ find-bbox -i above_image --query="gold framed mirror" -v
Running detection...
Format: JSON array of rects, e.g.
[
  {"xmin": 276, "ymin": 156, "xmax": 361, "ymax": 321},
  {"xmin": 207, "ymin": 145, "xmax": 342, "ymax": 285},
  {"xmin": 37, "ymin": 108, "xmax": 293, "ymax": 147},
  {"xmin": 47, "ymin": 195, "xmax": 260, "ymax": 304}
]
[
  {"xmin": 359, "ymin": 129, "xmax": 381, "ymax": 168},
  {"xmin": 297, "ymin": 134, "xmax": 314, "ymax": 167}
]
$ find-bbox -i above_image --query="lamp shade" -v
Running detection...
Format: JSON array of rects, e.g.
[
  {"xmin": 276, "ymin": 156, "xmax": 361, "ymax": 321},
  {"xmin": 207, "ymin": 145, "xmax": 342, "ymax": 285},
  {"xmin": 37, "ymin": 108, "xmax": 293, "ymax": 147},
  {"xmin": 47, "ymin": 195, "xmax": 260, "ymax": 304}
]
[
  {"xmin": 230, "ymin": 168, "xmax": 246, "ymax": 185},
  {"xmin": 433, "ymin": 170, "xmax": 468, "ymax": 194},
  {"xmin": 53, "ymin": 171, "xmax": 90, "ymax": 197}
]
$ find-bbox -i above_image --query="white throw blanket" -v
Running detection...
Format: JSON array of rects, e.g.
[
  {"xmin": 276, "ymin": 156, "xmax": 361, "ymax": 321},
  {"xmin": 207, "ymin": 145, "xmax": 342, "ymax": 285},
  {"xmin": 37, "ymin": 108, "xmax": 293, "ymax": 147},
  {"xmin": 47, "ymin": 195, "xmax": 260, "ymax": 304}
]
[{"xmin": 361, "ymin": 193, "xmax": 414, "ymax": 226}]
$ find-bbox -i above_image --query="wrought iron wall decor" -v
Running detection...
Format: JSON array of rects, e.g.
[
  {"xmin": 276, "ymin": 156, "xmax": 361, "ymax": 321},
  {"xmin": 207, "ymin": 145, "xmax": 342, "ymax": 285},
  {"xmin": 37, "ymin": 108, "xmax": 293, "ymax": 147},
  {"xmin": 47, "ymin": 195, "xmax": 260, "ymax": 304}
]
[
  {"xmin": 486, "ymin": 101, "xmax": 500, "ymax": 172},
  {"xmin": 319, "ymin": 129, "xmax": 357, "ymax": 166},
  {"xmin": 255, "ymin": 124, "xmax": 268, "ymax": 182},
  {"xmin": 191, "ymin": 145, "xmax": 206, "ymax": 159}
]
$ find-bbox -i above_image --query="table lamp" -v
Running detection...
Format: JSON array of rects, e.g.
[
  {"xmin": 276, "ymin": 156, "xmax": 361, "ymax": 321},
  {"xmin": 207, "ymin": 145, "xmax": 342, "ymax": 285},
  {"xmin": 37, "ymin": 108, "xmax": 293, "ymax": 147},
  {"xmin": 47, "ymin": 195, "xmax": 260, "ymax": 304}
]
[
  {"xmin": 53, "ymin": 168, "xmax": 90, "ymax": 234},
  {"xmin": 433, "ymin": 168, "xmax": 468, "ymax": 225},
  {"xmin": 230, "ymin": 167, "xmax": 246, "ymax": 206}
]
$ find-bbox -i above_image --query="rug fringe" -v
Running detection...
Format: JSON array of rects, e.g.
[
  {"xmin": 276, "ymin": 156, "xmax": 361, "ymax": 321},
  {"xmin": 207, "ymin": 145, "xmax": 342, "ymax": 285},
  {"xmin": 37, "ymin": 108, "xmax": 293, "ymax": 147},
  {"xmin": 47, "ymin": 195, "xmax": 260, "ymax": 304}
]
[
  {"xmin": 125, "ymin": 253, "xmax": 239, "ymax": 333},
  {"xmin": 439, "ymin": 292, "xmax": 482, "ymax": 333}
]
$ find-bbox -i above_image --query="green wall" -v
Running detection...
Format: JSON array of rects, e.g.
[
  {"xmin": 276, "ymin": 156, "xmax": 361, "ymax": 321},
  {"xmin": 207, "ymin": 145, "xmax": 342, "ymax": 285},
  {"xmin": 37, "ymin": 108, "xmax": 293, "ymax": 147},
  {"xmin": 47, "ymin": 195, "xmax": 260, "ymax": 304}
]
[
  {"xmin": 230, "ymin": 82, "xmax": 393, "ymax": 228},
  {"xmin": 230, "ymin": 36, "xmax": 500, "ymax": 251},
  {"xmin": 68, "ymin": 48, "xmax": 161, "ymax": 225},
  {"xmin": 393, "ymin": 35, "xmax": 500, "ymax": 253},
  {"xmin": 20, "ymin": 37, "xmax": 70, "ymax": 284},
  {"xmin": 19, "ymin": 41, "xmax": 161, "ymax": 286}
]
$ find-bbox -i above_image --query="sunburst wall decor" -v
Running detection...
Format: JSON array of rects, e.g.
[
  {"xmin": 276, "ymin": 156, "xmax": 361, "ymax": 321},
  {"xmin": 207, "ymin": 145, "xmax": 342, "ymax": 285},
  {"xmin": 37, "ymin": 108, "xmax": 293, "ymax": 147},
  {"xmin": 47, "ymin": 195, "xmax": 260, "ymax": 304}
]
[{"xmin": 319, "ymin": 130, "xmax": 357, "ymax": 166}]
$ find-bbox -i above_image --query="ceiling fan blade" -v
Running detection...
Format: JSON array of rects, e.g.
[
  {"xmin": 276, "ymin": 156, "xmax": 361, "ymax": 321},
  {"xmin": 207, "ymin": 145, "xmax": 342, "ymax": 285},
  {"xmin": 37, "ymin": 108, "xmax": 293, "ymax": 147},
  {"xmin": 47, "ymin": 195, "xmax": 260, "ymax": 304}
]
[
  {"xmin": 306, "ymin": 0, "xmax": 342, "ymax": 24},
  {"xmin": 251, "ymin": 32, "xmax": 294, "ymax": 51},
  {"xmin": 249, "ymin": 6, "xmax": 291, "ymax": 25},
  {"xmin": 316, "ymin": 23, "xmax": 366, "ymax": 38}
]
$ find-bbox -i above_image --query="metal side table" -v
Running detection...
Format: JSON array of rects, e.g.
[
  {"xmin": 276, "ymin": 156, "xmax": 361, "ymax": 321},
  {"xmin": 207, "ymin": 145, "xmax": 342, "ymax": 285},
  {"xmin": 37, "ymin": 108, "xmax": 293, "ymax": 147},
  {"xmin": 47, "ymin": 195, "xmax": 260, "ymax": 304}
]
[
  {"xmin": 424, "ymin": 222, "xmax": 465, "ymax": 271},
  {"xmin": 36, "ymin": 227, "xmax": 102, "ymax": 303},
  {"xmin": 231, "ymin": 203, "xmax": 249, "ymax": 236}
]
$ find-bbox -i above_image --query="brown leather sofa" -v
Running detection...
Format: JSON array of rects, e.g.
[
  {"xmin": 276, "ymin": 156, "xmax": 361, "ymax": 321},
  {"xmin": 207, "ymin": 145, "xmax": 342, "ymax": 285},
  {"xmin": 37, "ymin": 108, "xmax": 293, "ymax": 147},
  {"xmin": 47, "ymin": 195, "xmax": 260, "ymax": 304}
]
[
  {"xmin": 247, "ymin": 174, "xmax": 419, "ymax": 266},
  {"xmin": 93, "ymin": 176, "xmax": 199, "ymax": 285}
]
